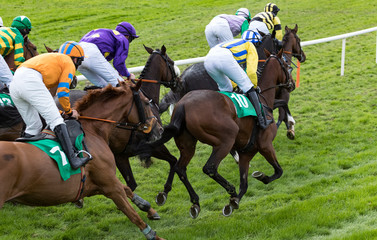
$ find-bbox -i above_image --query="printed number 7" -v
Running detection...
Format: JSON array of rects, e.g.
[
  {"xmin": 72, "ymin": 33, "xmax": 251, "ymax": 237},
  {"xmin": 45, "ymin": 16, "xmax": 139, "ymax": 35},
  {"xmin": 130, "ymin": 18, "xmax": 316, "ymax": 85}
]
[{"xmin": 50, "ymin": 146, "xmax": 68, "ymax": 166}]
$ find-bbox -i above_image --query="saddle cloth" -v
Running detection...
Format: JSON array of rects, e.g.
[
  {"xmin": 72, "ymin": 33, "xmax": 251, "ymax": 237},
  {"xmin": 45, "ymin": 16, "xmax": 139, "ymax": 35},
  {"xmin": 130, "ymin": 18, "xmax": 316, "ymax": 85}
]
[
  {"xmin": 27, "ymin": 120, "xmax": 85, "ymax": 181},
  {"xmin": 219, "ymin": 91, "xmax": 259, "ymax": 118}
]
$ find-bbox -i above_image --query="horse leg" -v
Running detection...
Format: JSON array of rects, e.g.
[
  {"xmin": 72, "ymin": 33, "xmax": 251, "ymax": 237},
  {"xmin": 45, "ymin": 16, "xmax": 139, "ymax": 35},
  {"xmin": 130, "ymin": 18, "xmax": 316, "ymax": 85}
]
[
  {"xmin": 172, "ymin": 130, "xmax": 202, "ymax": 218},
  {"xmin": 115, "ymin": 154, "xmax": 138, "ymax": 191},
  {"xmin": 286, "ymin": 113, "xmax": 295, "ymax": 140},
  {"xmin": 114, "ymin": 155, "xmax": 160, "ymax": 220},
  {"xmin": 253, "ymin": 142, "xmax": 283, "ymax": 184},
  {"xmin": 123, "ymin": 185, "xmax": 161, "ymax": 220},
  {"xmin": 97, "ymin": 174, "xmax": 163, "ymax": 239},
  {"xmin": 150, "ymin": 145, "xmax": 177, "ymax": 200}
]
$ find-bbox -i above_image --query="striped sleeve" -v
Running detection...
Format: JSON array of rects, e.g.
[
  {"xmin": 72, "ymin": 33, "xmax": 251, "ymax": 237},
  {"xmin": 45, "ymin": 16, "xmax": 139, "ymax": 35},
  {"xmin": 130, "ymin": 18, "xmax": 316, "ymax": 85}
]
[
  {"xmin": 13, "ymin": 32, "xmax": 25, "ymax": 67},
  {"xmin": 57, "ymin": 71, "xmax": 74, "ymax": 114},
  {"xmin": 245, "ymin": 42, "xmax": 258, "ymax": 86},
  {"xmin": 273, "ymin": 16, "xmax": 282, "ymax": 40}
]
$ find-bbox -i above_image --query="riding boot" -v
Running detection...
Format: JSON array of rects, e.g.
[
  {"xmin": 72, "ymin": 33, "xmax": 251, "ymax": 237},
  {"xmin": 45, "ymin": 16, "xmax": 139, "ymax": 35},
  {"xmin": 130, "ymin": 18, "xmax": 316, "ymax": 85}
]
[
  {"xmin": 246, "ymin": 87, "xmax": 272, "ymax": 129},
  {"xmin": 54, "ymin": 123, "xmax": 91, "ymax": 170}
]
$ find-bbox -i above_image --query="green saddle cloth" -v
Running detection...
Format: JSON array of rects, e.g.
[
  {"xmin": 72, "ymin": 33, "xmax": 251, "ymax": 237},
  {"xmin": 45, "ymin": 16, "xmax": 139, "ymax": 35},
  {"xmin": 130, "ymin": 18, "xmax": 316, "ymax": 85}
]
[
  {"xmin": 0, "ymin": 93, "xmax": 15, "ymax": 107},
  {"xmin": 219, "ymin": 91, "xmax": 260, "ymax": 118},
  {"xmin": 28, "ymin": 136, "xmax": 84, "ymax": 181}
]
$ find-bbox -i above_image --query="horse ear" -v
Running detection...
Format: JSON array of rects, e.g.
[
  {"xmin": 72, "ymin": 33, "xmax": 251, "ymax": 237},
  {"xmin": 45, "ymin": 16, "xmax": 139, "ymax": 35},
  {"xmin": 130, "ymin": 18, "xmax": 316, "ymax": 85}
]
[
  {"xmin": 264, "ymin": 48, "xmax": 271, "ymax": 58},
  {"xmin": 143, "ymin": 44, "xmax": 154, "ymax": 54},
  {"xmin": 285, "ymin": 25, "xmax": 289, "ymax": 33},
  {"xmin": 161, "ymin": 45, "xmax": 166, "ymax": 55},
  {"xmin": 44, "ymin": 44, "xmax": 54, "ymax": 53},
  {"xmin": 277, "ymin": 48, "xmax": 283, "ymax": 58},
  {"xmin": 294, "ymin": 24, "xmax": 298, "ymax": 33}
]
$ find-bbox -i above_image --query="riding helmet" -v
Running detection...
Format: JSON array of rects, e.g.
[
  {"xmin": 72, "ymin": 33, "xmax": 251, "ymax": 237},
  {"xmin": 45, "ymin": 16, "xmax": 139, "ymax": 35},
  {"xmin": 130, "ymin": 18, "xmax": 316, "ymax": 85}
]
[
  {"xmin": 264, "ymin": 3, "xmax": 280, "ymax": 16},
  {"xmin": 59, "ymin": 41, "xmax": 85, "ymax": 58},
  {"xmin": 236, "ymin": 8, "xmax": 251, "ymax": 21},
  {"xmin": 11, "ymin": 16, "xmax": 32, "ymax": 32},
  {"xmin": 115, "ymin": 22, "xmax": 139, "ymax": 39}
]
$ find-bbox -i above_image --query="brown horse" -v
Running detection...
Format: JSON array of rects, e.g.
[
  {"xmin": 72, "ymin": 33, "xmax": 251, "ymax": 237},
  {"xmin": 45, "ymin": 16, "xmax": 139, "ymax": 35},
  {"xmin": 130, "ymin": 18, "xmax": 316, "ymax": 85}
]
[
  {"xmin": 159, "ymin": 25, "xmax": 305, "ymax": 140},
  {"xmin": 0, "ymin": 80, "xmax": 165, "ymax": 240},
  {"xmin": 142, "ymin": 49, "xmax": 291, "ymax": 218},
  {"xmin": 0, "ymin": 37, "xmax": 39, "ymax": 141},
  {"xmin": 278, "ymin": 24, "xmax": 306, "ymax": 139}
]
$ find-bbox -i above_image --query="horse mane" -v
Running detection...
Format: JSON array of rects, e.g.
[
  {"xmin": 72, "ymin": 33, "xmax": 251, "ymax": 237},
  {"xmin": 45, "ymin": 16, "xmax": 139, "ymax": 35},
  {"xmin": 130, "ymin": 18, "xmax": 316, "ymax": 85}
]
[
  {"xmin": 74, "ymin": 83, "xmax": 130, "ymax": 112},
  {"xmin": 0, "ymin": 106, "xmax": 23, "ymax": 128},
  {"xmin": 139, "ymin": 49, "xmax": 161, "ymax": 79}
]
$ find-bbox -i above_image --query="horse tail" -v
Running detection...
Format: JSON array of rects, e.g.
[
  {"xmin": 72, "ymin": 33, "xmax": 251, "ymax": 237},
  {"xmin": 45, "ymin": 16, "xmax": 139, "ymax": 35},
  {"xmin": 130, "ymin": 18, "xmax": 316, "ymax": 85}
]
[{"xmin": 152, "ymin": 104, "xmax": 186, "ymax": 147}]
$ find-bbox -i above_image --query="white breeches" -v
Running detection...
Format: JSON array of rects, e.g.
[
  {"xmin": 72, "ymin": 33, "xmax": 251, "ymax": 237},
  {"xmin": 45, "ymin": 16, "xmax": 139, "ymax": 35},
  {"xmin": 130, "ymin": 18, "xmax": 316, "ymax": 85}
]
[
  {"xmin": 0, "ymin": 54, "xmax": 13, "ymax": 89},
  {"xmin": 204, "ymin": 45, "xmax": 254, "ymax": 93},
  {"xmin": 9, "ymin": 67, "xmax": 64, "ymax": 135},
  {"xmin": 205, "ymin": 16, "xmax": 233, "ymax": 48},
  {"xmin": 248, "ymin": 21, "xmax": 270, "ymax": 35},
  {"xmin": 78, "ymin": 42, "xmax": 123, "ymax": 87}
]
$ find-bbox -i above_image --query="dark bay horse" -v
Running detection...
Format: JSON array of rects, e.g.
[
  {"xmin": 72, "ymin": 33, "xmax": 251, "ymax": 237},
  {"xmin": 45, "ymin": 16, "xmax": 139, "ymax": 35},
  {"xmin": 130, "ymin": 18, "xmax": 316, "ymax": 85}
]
[
  {"xmin": 142, "ymin": 49, "xmax": 291, "ymax": 218},
  {"xmin": 0, "ymin": 80, "xmax": 165, "ymax": 240},
  {"xmin": 159, "ymin": 25, "xmax": 305, "ymax": 139},
  {"xmin": 0, "ymin": 37, "xmax": 39, "ymax": 141}
]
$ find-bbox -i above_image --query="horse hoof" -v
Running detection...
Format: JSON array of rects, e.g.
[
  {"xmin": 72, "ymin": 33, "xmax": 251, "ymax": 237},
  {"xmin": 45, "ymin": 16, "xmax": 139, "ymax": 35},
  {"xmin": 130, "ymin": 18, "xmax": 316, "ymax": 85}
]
[
  {"xmin": 148, "ymin": 212, "xmax": 161, "ymax": 220},
  {"xmin": 74, "ymin": 199, "xmax": 84, "ymax": 208},
  {"xmin": 287, "ymin": 130, "xmax": 295, "ymax": 140},
  {"xmin": 230, "ymin": 197, "xmax": 239, "ymax": 210},
  {"xmin": 190, "ymin": 204, "xmax": 200, "ymax": 219},
  {"xmin": 252, "ymin": 171, "xmax": 265, "ymax": 180},
  {"xmin": 155, "ymin": 192, "xmax": 167, "ymax": 206},
  {"xmin": 222, "ymin": 204, "xmax": 233, "ymax": 217}
]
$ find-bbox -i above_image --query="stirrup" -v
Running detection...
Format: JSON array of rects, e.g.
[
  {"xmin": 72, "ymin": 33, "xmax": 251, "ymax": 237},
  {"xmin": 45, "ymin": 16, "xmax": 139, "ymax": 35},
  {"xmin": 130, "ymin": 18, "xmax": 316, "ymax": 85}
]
[{"xmin": 76, "ymin": 150, "xmax": 93, "ymax": 160}]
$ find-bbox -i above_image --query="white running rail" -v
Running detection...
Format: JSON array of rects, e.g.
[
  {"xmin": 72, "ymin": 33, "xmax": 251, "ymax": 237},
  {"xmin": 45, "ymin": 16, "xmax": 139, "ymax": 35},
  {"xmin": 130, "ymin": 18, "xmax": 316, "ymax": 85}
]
[{"xmin": 77, "ymin": 26, "xmax": 377, "ymax": 81}]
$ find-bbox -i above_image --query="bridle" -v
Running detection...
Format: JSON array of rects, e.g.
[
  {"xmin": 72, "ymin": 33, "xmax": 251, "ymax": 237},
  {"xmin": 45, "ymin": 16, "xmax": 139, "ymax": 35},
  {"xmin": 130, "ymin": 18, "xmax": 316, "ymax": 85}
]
[
  {"xmin": 78, "ymin": 89, "xmax": 157, "ymax": 133},
  {"xmin": 139, "ymin": 49, "xmax": 179, "ymax": 89},
  {"xmin": 282, "ymin": 32, "xmax": 304, "ymax": 64},
  {"xmin": 259, "ymin": 55, "xmax": 292, "ymax": 95}
]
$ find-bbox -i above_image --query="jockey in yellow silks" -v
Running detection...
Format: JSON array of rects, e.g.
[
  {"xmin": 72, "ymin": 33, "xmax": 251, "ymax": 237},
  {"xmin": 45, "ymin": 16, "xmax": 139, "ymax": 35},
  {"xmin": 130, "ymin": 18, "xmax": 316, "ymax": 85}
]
[{"xmin": 204, "ymin": 38, "xmax": 271, "ymax": 129}]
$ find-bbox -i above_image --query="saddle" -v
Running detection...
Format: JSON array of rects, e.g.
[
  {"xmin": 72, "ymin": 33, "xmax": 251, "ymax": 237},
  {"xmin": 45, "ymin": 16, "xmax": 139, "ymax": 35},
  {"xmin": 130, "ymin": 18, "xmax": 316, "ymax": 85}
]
[{"xmin": 21, "ymin": 120, "xmax": 87, "ymax": 153}]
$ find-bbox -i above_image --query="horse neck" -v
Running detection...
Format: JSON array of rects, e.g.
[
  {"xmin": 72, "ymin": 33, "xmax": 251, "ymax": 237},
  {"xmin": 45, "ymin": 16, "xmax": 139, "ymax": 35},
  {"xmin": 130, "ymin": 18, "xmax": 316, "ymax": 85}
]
[
  {"xmin": 79, "ymin": 94, "xmax": 133, "ymax": 140},
  {"xmin": 139, "ymin": 55, "xmax": 167, "ymax": 105},
  {"xmin": 259, "ymin": 58, "xmax": 281, "ymax": 108},
  {"xmin": 282, "ymin": 33, "xmax": 294, "ymax": 63}
]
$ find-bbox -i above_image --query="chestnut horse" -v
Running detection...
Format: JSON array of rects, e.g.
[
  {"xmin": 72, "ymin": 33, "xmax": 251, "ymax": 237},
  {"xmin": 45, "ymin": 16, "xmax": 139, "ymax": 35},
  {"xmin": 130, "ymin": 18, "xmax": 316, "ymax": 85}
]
[
  {"xmin": 0, "ymin": 37, "xmax": 39, "ymax": 141},
  {"xmin": 142, "ymin": 49, "xmax": 291, "ymax": 218},
  {"xmin": 0, "ymin": 80, "xmax": 164, "ymax": 240},
  {"xmin": 159, "ymin": 25, "xmax": 305, "ymax": 139}
]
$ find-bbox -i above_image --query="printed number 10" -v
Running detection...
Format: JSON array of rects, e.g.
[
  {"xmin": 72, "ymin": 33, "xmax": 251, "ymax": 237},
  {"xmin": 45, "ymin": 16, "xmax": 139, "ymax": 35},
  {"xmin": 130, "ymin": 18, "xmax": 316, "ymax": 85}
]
[{"xmin": 230, "ymin": 94, "xmax": 249, "ymax": 108}]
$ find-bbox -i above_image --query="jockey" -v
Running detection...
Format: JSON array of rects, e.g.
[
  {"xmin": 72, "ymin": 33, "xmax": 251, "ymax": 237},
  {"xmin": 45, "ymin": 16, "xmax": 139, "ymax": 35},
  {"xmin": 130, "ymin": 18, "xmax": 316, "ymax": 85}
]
[
  {"xmin": 204, "ymin": 38, "xmax": 271, "ymax": 129},
  {"xmin": 9, "ymin": 41, "xmax": 91, "ymax": 169},
  {"xmin": 248, "ymin": 3, "xmax": 282, "ymax": 41},
  {"xmin": 0, "ymin": 16, "xmax": 32, "ymax": 91},
  {"xmin": 205, "ymin": 8, "xmax": 251, "ymax": 48},
  {"xmin": 78, "ymin": 21, "xmax": 139, "ymax": 87}
]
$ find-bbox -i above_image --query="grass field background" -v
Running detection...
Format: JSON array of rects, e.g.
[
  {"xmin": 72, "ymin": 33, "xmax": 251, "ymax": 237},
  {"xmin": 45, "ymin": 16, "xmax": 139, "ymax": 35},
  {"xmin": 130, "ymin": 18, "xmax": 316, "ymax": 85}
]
[{"xmin": 1, "ymin": 0, "xmax": 377, "ymax": 239}]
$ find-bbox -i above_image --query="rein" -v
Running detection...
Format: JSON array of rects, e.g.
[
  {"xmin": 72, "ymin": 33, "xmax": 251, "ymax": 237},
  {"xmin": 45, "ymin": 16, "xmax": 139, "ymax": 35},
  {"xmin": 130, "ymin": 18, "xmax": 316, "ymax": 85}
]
[
  {"xmin": 78, "ymin": 94, "xmax": 156, "ymax": 131},
  {"xmin": 139, "ymin": 50, "xmax": 179, "ymax": 89},
  {"xmin": 259, "ymin": 55, "xmax": 291, "ymax": 94}
]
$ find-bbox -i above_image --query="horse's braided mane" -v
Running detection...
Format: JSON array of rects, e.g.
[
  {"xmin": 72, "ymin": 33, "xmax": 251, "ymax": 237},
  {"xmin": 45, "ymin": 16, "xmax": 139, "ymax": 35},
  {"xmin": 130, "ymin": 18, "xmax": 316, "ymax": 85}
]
[
  {"xmin": 139, "ymin": 49, "xmax": 160, "ymax": 79},
  {"xmin": 74, "ymin": 83, "xmax": 130, "ymax": 112}
]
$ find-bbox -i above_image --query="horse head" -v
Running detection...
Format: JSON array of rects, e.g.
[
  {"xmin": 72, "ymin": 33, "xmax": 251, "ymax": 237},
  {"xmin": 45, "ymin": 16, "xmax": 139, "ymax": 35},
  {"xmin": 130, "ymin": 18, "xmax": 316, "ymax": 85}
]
[
  {"xmin": 283, "ymin": 24, "xmax": 306, "ymax": 63},
  {"xmin": 141, "ymin": 45, "xmax": 182, "ymax": 93},
  {"xmin": 75, "ymin": 80, "xmax": 162, "ymax": 142}
]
